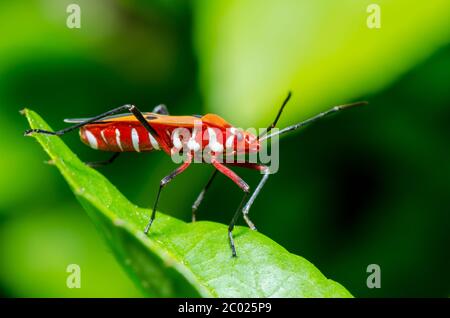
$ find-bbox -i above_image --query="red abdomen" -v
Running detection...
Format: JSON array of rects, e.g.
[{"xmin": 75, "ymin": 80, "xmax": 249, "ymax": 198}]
[{"xmin": 80, "ymin": 122, "xmax": 160, "ymax": 152}]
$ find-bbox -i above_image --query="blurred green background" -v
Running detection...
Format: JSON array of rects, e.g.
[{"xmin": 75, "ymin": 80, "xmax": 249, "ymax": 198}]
[{"xmin": 1, "ymin": 0, "xmax": 449, "ymax": 297}]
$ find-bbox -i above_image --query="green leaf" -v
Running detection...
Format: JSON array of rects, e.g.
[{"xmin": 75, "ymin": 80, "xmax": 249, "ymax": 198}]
[{"xmin": 22, "ymin": 109, "xmax": 352, "ymax": 298}]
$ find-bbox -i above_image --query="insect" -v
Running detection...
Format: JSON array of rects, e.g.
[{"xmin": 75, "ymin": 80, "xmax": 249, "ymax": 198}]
[{"xmin": 25, "ymin": 93, "xmax": 366, "ymax": 257}]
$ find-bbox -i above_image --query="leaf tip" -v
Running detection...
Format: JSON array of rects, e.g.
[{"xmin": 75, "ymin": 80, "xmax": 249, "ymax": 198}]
[
  {"xmin": 24, "ymin": 129, "xmax": 35, "ymax": 137},
  {"xmin": 113, "ymin": 218, "xmax": 126, "ymax": 227},
  {"xmin": 75, "ymin": 187, "xmax": 86, "ymax": 195},
  {"xmin": 44, "ymin": 159, "xmax": 56, "ymax": 166}
]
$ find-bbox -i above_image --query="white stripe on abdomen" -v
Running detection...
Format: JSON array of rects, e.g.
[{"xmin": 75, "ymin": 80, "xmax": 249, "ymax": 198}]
[
  {"xmin": 85, "ymin": 130, "xmax": 98, "ymax": 149},
  {"xmin": 115, "ymin": 128, "xmax": 123, "ymax": 151},
  {"xmin": 148, "ymin": 133, "xmax": 160, "ymax": 150},
  {"xmin": 131, "ymin": 128, "xmax": 140, "ymax": 152},
  {"xmin": 100, "ymin": 130, "xmax": 108, "ymax": 144}
]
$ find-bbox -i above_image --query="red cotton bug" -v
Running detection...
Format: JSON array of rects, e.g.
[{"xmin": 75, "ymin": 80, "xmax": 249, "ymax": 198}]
[{"xmin": 25, "ymin": 93, "xmax": 366, "ymax": 257}]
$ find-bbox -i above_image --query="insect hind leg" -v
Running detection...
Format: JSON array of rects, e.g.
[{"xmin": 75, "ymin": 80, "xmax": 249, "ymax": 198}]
[{"xmin": 25, "ymin": 104, "xmax": 159, "ymax": 140}]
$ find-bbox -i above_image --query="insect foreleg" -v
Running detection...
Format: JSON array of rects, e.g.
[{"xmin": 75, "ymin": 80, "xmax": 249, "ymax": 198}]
[
  {"xmin": 211, "ymin": 158, "xmax": 250, "ymax": 257},
  {"xmin": 241, "ymin": 167, "xmax": 270, "ymax": 230},
  {"xmin": 228, "ymin": 192, "xmax": 249, "ymax": 257},
  {"xmin": 222, "ymin": 163, "xmax": 270, "ymax": 231}
]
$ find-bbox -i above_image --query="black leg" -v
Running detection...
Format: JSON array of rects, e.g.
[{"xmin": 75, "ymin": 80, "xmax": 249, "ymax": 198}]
[
  {"xmin": 152, "ymin": 104, "xmax": 170, "ymax": 115},
  {"xmin": 25, "ymin": 104, "xmax": 159, "ymax": 140},
  {"xmin": 85, "ymin": 152, "xmax": 120, "ymax": 168},
  {"xmin": 210, "ymin": 158, "xmax": 252, "ymax": 257},
  {"xmin": 228, "ymin": 193, "xmax": 249, "ymax": 258},
  {"xmin": 144, "ymin": 156, "xmax": 192, "ymax": 234},
  {"xmin": 191, "ymin": 169, "xmax": 219, "ymax": 222},
  {"xmin": 227, "ymin": 168, "xmax": 269, "ymax": 257},
  {"xmin": 241, "ymin": 167, "xmax": 270, "ymax": 230},
  {"xmin": 224, "ymin": 163, "xmax": 270, "ymax": 231}
]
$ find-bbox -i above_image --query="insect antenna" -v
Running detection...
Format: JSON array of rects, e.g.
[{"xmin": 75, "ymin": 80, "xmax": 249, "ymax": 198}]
[
  {"xmin": 257, "ymin": 91, "xmax": 292, "ymax": 140},
  {"xmin": 259, "ymin": 101, "xmax": 368, "ymax": 142}
]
